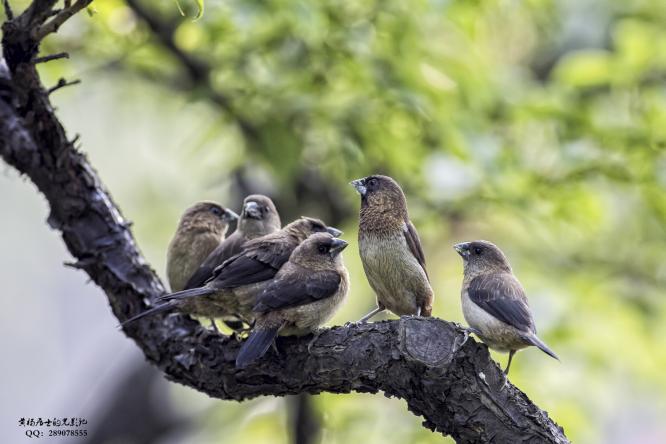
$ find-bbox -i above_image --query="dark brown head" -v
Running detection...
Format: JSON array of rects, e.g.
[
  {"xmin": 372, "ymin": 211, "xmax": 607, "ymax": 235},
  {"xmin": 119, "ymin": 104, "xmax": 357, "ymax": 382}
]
[
  {"xmin": 178, "ymin": 201, "xmax": 239, "ymax": 236},
  {"xmin": 238, "ymin": 194, "xmax": 282, "ymax": 237},
  {"xmin": 290, "ymin": 232, "xmax": 348, "ymax": 271},
  {"xmin": 284, "ymin": 216, "xmax": 343, "ymax": 242},
  {"xmin": 454, "ymin": 240, "xmax": 512, "ymax": 276},
  {"xmin": 351, "ymin": 175, "xmax": 408, "ymax": 225}
]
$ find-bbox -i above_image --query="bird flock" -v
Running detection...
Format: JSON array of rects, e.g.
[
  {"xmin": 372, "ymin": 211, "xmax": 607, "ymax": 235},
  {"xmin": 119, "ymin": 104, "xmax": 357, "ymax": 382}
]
[{"xmin": 123, "ymin": 175, "xmax": 558, "ymax": 374}]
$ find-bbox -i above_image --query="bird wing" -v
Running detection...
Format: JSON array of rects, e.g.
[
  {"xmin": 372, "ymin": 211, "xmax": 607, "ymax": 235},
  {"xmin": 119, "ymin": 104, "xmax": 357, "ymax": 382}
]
[
  {"xmin": 208, "ymin": 239, "xmax": 294, "ymax": 288},
  {"xmin": 253, "ymin": 267, "xmax": 341, "ymax": 313},
  {"xmin": 184, "ymin": 231, "xmax": 245, "ymax": 289},
  {"xmin": 468, "ymin": 273, "xmax": 534, "ymax": 333},
  {"xmin": 403, "ymin": 220, "xmax": 429, "ymax": 280}
]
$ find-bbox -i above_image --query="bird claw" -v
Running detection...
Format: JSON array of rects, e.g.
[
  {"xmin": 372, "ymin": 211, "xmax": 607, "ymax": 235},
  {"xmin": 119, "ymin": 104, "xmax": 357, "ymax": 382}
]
[
  {"xmin": 466, "ymin": 326, "xmax": 482, "ymax": 336},
  {"xmin": 456, "ymin": 326, "xmax": 482, "ymax": 348},
  {"xmin": 499, "ymin": 374, "xmax": 509, "ymax": 391},
  {"xmin": 307, "ymin": 329, "xmax": 324, "ymax": 354},
  {"xmin": 271, "ymin": 339, "xmax": 281, "ymax": 356}
]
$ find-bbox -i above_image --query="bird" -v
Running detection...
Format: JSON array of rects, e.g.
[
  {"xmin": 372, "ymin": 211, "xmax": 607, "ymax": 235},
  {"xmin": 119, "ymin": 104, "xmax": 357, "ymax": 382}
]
[
  {"xmin": 350, "ymin": 175, "xmax": 434, "ymax": 322},
  {"xmin": 183, "ymin": 194, "xmax": 281, "ymax": 290},
  {"xmin": 120, "ymin": 217, "xmax": 342, "ymax": 327},
  {"xmin": 235, "ymin": 232, "xmax": 350, "ymax": 368},
  {"xmin": 454, "ymin": 240, "xmax": 559, "ymax": 375},
  {"xmin": 157, "ymin": 216, "xmax": 342, "ymax": 325},
  {"xmin": 166, "ymin": 201, "xmax": 239, "ymax": 292}
]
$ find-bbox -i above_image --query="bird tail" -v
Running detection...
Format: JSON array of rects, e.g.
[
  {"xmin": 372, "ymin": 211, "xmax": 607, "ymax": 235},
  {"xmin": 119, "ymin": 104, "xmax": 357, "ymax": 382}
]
[
  {"xmin": 157, "ymin": 287, "xmax": 215, "ymax": 302},
  {"xmin": 524, "ymin": 333, "xmax": 560, "ymax": 361},
  {"xmin": 236, "ymin": 325, "xmax": 282, "ymax": 368},
  {"xmin": 120, "ymin": 287, "xmax": 215, "ymax": 327},
  {"xmin": 119, "ymin": 300, "xmax": 177, "ymax": 327}
]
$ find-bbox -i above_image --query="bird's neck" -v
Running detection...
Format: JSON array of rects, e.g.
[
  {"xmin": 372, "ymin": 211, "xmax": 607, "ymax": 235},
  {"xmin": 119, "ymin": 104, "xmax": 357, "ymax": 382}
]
[
  {"xmin": 463, "ymin": 263, "xmax": 512, "ymax": 280},
  {"xmin": 239, "ymin": 219, "xmax": 266, "ymax": 238},
  {"xmin": 283, "ymin": 223, "xmax": 309, "ymax": 242},
  {"xmin": 359, "ymin": 205, "xmax": 406, "ymax": 233},
  {"xmin": 178, "ymin": 220, "xmax": 225, "ymax": 238}
]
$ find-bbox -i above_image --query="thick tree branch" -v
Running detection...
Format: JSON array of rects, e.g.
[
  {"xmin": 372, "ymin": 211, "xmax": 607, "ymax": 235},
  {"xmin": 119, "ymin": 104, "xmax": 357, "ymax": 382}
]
[{"xmin": 0, "ymin": 2, "xmax": 569, "ymax": 443}]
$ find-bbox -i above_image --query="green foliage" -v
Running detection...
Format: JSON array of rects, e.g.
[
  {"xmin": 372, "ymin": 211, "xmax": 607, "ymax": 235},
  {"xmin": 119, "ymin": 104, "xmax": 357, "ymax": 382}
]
[{"xmin": 27, "ymin": 0, "xmax": 666, "ymax": 442}]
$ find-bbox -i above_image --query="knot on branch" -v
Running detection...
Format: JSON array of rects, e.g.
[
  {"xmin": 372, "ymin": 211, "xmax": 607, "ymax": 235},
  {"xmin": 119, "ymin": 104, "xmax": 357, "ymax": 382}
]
[{"xmin": 398, "ymin": 317, "xmax": 463, "ymax": 367}]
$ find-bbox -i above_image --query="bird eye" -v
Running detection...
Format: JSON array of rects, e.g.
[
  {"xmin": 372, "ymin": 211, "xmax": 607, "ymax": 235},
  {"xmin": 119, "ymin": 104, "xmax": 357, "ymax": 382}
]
[
  {"xmin": 209, "ymin": 207, "xmax": 222, "ymax": 216},
  {"xmin": 368, "ymin": 178, "xmax": 378, "ymax": 187},
  {"xmin": 318, "ymin": 245, "xmax": 328, "ymax": 254},
  {"xmin": 474, "ymin": 247, "xmax": 482, "ymax": 255}
]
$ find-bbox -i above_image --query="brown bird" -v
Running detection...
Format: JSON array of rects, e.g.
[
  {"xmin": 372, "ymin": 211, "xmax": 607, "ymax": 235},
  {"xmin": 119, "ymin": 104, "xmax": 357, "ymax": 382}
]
[
  {"xmin": 454, "ymin": 240, "xmax": 559, "ymax": 375},
  {"xmin": 157, "ymin": 217, "xmax": 342, "ymax": 324},
  {"xmin": 351, "ymin": 175, "xmax": 434, "ymax": 322},
  {"xmin": 121, "ymin": 217, "xmax": 341, "ymax": 327},
  {"xmin": 166, "ymin": 201, "xmax": 239, "ymax": 292},
  {"xmin": 183, "ymin": 194, "xmax": 281, "ymax": 290},
  {"xmin": 235, "ymin": 232, "xmax": 349, "ymax": 368}
]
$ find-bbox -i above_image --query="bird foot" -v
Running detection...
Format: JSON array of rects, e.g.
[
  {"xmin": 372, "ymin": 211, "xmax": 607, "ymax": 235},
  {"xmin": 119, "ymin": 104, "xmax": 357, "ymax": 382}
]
[
  {"xmin": 358, "ymin": 306, "xmax": 384, "ymax": 323},
  {"xmin": 271, "ymin": 339, "xmax": 281, "ymax": 356},
  {"xmin": 307, "ymin": 329, "xmax": 324, "ymax": 354},
  {"xmin": 499, "ymin": 374, "xmax": 509, "ymax": 391},
  {"xmin": 456, "ymin": 326, "xmax": 482, "ymax": 348}
]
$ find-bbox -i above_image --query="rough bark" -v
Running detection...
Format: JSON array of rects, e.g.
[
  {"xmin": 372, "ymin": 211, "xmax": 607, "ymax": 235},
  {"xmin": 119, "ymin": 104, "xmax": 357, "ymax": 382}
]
[{"xmin": 0, "ymin": 2, "xmax": 569, "ymax": 443}]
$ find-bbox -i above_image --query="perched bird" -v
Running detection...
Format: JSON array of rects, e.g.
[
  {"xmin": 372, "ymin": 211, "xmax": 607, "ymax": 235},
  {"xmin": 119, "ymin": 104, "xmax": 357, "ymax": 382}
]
[
  {"xmin": 166, "ymin": 201, "xmax": 239, "ymax": 292},
  {"xmin": 183, "ymin": 194, "xmax": 281, "ymax": 290},
  {"xmin": 121, "ymin": 217, "xmax": 342, "ymax": 327},
  {"xmin": 351, "ymin": 175, "xmax": 434, "ymax": 322},
  {"xmin": 235, "ymin": 232, "xmax": 350, "ymax": 368},
  {"xmin": 454, "ymin": 240, "xmax": 559, "ymax": 375},
  {"xmin": 157, "ymin": 216, "xmax": 342, "ymax": 324}
]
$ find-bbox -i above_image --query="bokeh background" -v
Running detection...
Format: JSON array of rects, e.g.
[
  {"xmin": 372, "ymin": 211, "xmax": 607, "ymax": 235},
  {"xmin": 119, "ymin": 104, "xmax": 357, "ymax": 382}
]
[{"xmin": 2, "ymin": 0, "xmax": 666, "ymax": 443}]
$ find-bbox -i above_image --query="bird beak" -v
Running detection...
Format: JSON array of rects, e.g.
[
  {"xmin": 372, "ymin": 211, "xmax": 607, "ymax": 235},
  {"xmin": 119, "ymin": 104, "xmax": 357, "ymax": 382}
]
[
  {"xmin": 350, "ymin": 178, "xmax": 367, "ymax": 197},
  {"xmin": 326, "ymin": 226, "xmax": 343, "ymax": 237},
  {"xmin": 223, "ymin": 209, "xmax": 240, "ymax": 222},
  {"xmin": 454, "ymin": 242, "xmax": 471, "ymax": 259},
  {"xmin": 329, "ymin": 238, "xmax": 348, "ymax": 256},
  {"xmin": 243, "ymin": 201, "xmax": 262, "ymax": 219}
]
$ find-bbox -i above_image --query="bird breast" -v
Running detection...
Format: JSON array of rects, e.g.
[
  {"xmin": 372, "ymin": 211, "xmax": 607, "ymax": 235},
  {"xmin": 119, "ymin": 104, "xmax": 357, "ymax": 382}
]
[
  {"xmin": 461, "ymin": 291, "xmax": 529, "ymax": 353},
  {"xmin": 359, "ymin": 230, "xmax": 427, "ymax": 315},
  {"xmin": 282, "ymin": 268, "xmax": 349, "ymax": 335}
]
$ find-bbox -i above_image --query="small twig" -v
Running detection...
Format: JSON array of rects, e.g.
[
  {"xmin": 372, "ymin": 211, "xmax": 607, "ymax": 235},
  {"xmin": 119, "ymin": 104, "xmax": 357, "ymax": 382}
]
[
  {"xmin": 48, "ymin": 78, "xmax": 81, "ymax": 94},
  {"xmin": 2, "ymin": 0, "xmax": 13, "ymax": 20},
  {"xmin": 34, "ymin": 0, "xmax": 93, "ymax": 41},
  {"xmin": 34, "ymin": 52, "xmax": 70, "ymax": 64}
]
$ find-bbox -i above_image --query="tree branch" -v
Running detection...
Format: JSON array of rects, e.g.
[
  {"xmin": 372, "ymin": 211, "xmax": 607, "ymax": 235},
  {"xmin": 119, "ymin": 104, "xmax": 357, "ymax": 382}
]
[
  {"xmin": 0, "ymin": 2, "xmax": 569, "ymax": 443},
  {"xmin": 124, "ymin": 0, "xmax": 260, "ymax": 143}
]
